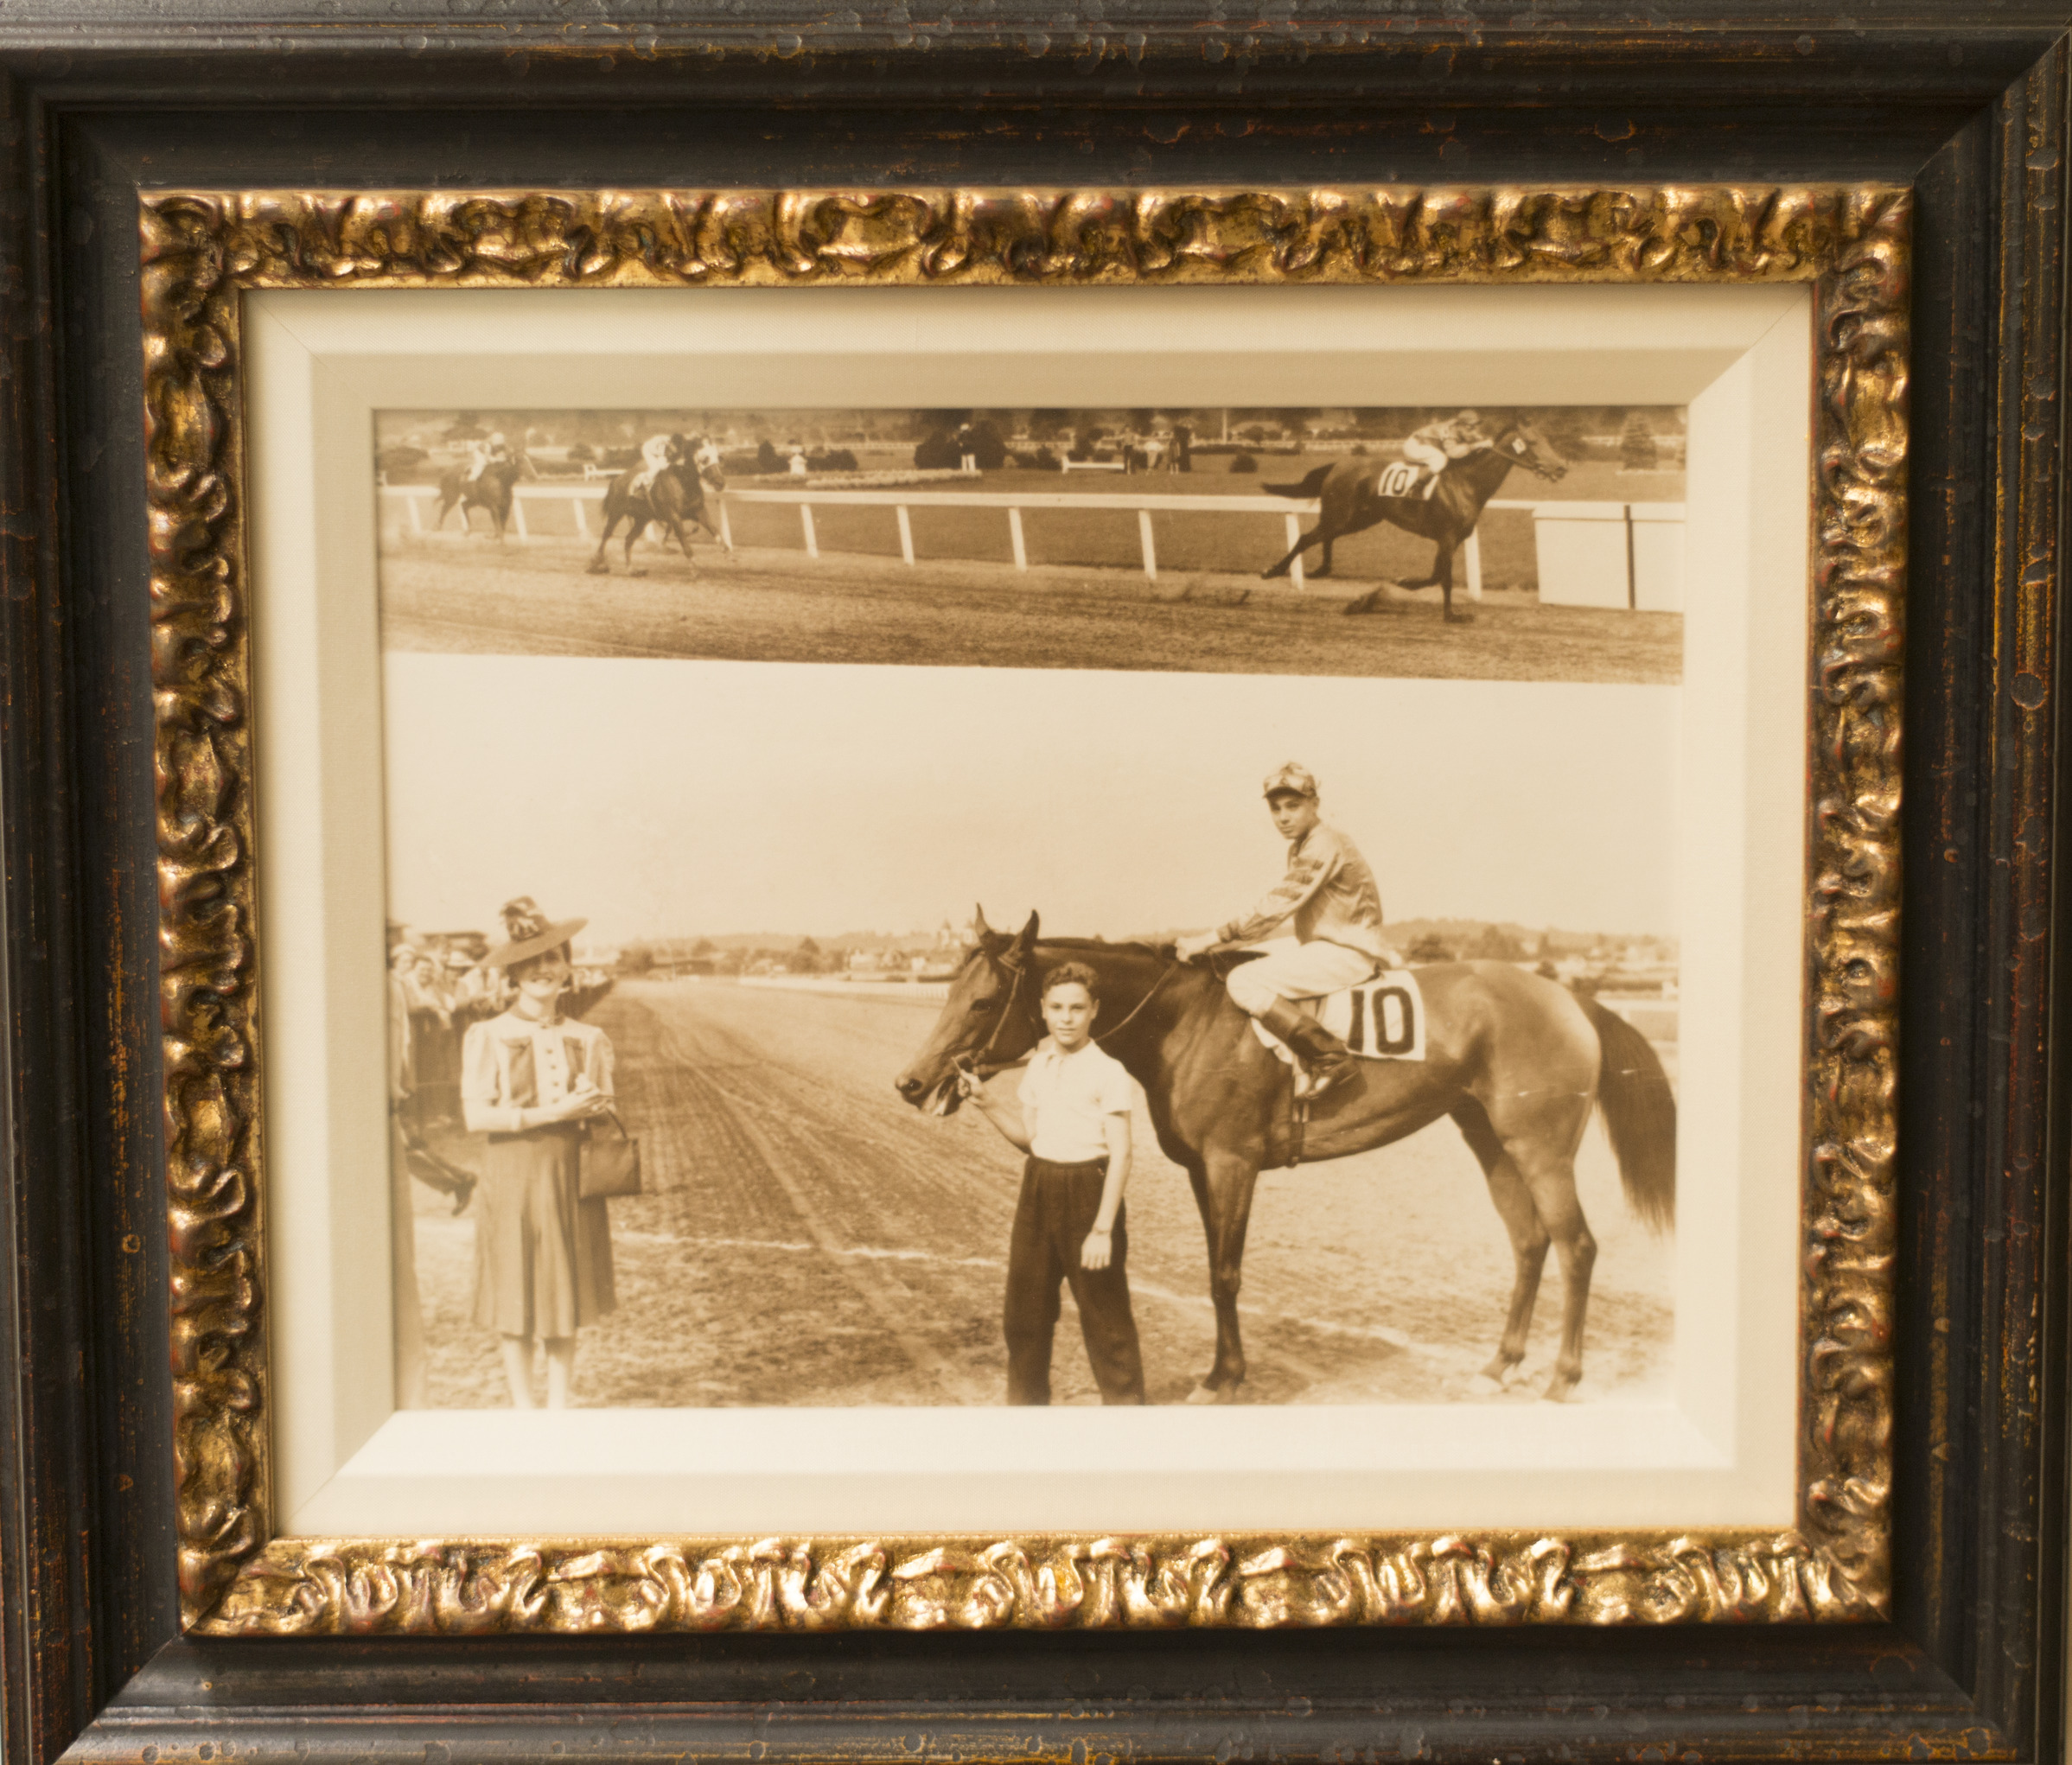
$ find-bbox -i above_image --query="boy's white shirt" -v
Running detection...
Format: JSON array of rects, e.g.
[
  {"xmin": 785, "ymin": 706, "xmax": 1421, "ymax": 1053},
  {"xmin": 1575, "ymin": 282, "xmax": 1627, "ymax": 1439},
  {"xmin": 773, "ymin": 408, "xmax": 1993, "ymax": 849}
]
[{"xmin": 1017, "ymin": 1035, "xmax": 1133, "ymax": 1163}]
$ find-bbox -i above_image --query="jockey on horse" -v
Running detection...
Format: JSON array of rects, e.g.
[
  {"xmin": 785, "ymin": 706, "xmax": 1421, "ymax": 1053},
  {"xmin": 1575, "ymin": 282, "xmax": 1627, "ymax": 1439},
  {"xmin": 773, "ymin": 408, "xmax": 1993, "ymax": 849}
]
[
  {"xmin": 464, "ymin": 430, "xmax": 512, "ymax": 482},
  {"xmin": 1399, "ymin": 409, "xmax": 1489, "ymax": 491},
  {"xmin": 1172, "ymin": 763, "xmax": 1384, "ymax": 1100},
  {"xmin": 628, "ymin": 430, "xmax": 723, "ymax": 500}
]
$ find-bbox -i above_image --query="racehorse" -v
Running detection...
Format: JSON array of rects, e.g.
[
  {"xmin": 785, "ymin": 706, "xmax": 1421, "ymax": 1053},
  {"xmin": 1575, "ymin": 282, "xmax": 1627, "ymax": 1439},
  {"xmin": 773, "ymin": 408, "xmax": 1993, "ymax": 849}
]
[
  {"xmin": 894, "ymin": 911, "xmax": 1675, "ymax": 1405},
  {"xmin": 585, "ymin": 435, "xmax": 730, "ymax": 578},
  {"xmin": 434, "ymin": 449, "xmax": 538, "ymax": 539},
  {"xmin": 1259, "ymin": 418, "xmax": 1569, "ymax": 622}
]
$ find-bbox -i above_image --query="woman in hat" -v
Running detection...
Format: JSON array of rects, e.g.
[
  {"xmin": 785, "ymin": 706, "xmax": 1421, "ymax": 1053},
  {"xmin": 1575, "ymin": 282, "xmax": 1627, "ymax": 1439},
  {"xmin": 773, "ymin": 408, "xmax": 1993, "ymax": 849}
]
[{"xmin": 460, "ymin": 897, "xmax": 617, "ymax": 1408}]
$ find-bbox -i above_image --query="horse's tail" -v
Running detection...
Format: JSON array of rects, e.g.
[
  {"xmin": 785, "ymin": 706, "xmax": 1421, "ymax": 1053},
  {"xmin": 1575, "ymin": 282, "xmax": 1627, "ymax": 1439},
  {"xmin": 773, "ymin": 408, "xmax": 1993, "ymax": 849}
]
[
  {"xmin": 1578, "ymin": 995, "xmax": 1675, "ymax": 1232},
  {"xmin": 1265, "ymin": 464, "xmax": 1334, "ymax": 500}
]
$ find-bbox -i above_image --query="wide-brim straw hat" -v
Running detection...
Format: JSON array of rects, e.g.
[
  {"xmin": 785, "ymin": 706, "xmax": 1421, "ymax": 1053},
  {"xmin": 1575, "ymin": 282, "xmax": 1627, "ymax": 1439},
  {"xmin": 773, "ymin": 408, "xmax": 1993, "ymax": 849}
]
[{"xmin": 478, "ymin": 895, "xmax": 587, "ymax": 971}]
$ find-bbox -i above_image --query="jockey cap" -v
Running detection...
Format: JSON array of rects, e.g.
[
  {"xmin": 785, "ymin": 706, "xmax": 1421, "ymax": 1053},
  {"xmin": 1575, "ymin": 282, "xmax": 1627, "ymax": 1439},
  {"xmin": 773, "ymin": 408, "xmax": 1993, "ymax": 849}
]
[{"xmin": 1262, "ymin": 762, "xmax": 1318, "ymax": 800}]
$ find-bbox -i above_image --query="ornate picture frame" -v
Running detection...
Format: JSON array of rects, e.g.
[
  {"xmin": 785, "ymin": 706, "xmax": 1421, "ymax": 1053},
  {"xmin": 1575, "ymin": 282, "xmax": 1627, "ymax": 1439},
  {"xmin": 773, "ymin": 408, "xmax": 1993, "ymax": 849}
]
[
  {"xmin": 5, "ymin": 12, "xmax": 2064, "ymax": 1764},
  {"xmin": 145, "ymin": 182, "xmax": 1901, "ymax": 1637}
]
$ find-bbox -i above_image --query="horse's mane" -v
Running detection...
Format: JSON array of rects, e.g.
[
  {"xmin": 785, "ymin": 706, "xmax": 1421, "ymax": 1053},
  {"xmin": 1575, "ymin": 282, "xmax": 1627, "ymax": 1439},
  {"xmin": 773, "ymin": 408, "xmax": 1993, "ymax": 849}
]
[
  {"xmin": 968, "ymin": 933, "xmax": 1262, "ymax": 977},
  {"xmin": 963, "ymin": 933, "xmax": 1173, "ymax": 964}
]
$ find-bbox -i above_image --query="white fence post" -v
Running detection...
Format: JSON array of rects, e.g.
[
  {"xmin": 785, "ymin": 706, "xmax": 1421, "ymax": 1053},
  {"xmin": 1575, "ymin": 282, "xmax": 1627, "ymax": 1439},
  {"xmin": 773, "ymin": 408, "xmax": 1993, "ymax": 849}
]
[
  {"xmin": 896, "ymin": 505, "xmax": 915, "ymax": 564},
  {"xmin": 1284, "ymin": 512, "xmax": 1304, "ymax": 590},
  {"xmin": 1138, "ymin": 508, "xmax": 1157, "ymax": 581},
  {"xmin": 510, "ymin": 493, "xmax": 529, "ymax": 540},
  {"xmin": 571, "ymin": 495, "xmax": 589, "ymax": 538},
  {"xmin": 718, "ymin": 499, "xmax": 733, "ymax": 550},
  {"xmin": 1463, "ymin": 528, "xmax": 1482, "ymax": 601},
  {"xmin": 1008, "ymin": 507, "xmax": 1027, "ymax": 570},
  {"xmin": 800, "ymin": 505, "xmax": 818, "ymax": 559}
]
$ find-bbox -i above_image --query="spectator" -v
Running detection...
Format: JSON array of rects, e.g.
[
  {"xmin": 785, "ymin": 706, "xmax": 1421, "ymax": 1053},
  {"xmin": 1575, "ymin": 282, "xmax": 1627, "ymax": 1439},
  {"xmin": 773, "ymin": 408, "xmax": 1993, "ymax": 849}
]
[{"xmin": 462, "ymin": 896, "xmax": 618, "ymax": 1409}]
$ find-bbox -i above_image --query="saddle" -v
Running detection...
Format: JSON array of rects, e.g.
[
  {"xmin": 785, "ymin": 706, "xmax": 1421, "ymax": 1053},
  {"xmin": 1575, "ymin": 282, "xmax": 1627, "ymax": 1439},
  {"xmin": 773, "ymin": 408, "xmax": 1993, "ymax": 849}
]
[{"xmin": 1251, "ymin": 970, "xmax": 1429, "ymax": 1065}]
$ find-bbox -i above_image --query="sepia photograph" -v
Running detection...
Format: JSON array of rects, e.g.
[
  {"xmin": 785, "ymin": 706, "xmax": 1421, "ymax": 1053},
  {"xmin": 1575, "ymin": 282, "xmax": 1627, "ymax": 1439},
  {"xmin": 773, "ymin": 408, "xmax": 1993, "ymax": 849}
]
[
  {"xmin": 375, "ymin": 401, "xmax": 1689, "ymax": 1416},
  {"xmin": 374, "ymin": 403, "xmax": 1686, "ymax": 684}
]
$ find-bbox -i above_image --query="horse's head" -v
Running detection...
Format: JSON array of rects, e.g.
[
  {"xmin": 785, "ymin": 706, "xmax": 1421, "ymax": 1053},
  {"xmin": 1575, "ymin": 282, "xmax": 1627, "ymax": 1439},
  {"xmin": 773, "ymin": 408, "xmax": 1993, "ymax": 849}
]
[
  {"xmin": 1493, "ymin": 418, "xmax": 1567, "ymax": 483},
  {"xmin": 671, "ymin": 433, "xmax": 726, "ymax": 493},
  {"xmin": 894, "ymin": 907, "xmax": 1041, "ymax": 1114}
]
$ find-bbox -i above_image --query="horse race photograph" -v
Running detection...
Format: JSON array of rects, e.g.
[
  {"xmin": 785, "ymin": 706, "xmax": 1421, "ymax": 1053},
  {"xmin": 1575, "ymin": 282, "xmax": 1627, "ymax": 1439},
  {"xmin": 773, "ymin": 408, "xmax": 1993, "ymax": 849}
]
[
  {"xmin": 374, "ymin": 403, "xmax": 1686, "ymax": 683},
  {"xmin": 379, "ymin": 615, "xmax": 1687, "ymax": 1415}
]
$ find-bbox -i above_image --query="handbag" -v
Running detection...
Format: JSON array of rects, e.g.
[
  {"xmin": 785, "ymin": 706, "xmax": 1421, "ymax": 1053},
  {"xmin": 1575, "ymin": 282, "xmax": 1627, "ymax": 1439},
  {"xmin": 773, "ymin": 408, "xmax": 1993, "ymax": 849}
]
[{"xmin": 578, "ymin": 1109, "xmax": 642, "ymax": 1201}]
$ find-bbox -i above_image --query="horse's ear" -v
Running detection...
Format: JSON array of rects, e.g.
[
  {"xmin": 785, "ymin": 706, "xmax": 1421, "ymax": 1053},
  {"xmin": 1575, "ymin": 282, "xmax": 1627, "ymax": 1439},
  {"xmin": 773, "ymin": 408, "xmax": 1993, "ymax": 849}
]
[{"xmin": 1012, "ymin": 910, "xmax": 1040, "ymax": 956}]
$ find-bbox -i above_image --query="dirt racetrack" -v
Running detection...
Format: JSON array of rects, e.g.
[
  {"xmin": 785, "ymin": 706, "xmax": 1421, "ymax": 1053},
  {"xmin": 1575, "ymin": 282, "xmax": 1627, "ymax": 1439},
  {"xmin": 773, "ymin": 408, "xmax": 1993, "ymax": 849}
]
[
  {"xmin": 412, "ymin": 978, "xmax": 1676, "ymax": 1409},
  {"xmin": 377, "ymin": 537, "xmax": 1682, "ymax": 685}
]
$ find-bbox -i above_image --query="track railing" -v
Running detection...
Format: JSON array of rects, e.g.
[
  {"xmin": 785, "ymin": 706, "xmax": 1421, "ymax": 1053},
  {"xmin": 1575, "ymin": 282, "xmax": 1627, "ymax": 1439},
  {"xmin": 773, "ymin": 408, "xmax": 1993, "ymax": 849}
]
[{"xmin": 379, "ymin": 481, "xmax": 1565, "ymax": 598}]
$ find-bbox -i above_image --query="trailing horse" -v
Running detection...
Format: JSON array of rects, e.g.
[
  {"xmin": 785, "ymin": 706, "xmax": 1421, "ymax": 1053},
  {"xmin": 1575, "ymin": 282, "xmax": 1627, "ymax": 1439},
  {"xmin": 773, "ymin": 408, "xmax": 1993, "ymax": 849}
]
[
  {"xmin": 895, "ymin": 911, "xmax": 1674, "ymax": 1404},
  {"xmin": 586, "ymin": 436, "xmax": 730, "ymax": 577},
  {"xmin": 434, "ymin": 450, "xmax": 538, "ymax": 539},
  {"xmin": 1259, "ymin": 418, "xmax": 1568, "ymax": 622}
]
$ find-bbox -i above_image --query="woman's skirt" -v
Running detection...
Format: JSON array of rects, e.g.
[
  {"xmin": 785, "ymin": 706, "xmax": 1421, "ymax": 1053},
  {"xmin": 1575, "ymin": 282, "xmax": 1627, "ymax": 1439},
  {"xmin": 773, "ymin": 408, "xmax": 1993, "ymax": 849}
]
[{"xmin": 471, "ymin": 1123, "xmax": 615, "ymax": 1338}]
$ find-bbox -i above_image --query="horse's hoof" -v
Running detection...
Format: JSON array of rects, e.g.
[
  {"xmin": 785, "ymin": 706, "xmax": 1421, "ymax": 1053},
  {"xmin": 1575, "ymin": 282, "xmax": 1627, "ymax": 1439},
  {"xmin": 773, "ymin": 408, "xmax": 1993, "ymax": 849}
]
[
  {"xmin": 1185, "ymin": 1381, "xmax": 1239, "ymax": 1405},
  {"xmin": 1540, "ymin": 1373, "xmax": 1580, "ymax": 1404},
  {"xmin": 1342, "ymin": 592, "xmax": 1379, "ymax": 616},
  {"xmin": 629, "ymin": 567, "xmax": 648, "ymax": 578},
  {"xmin": 585, "ymin": 563, "xmax": 609, "ymax": 577},
  {"xmin": 1444, "ymin": 610, "xmax": 1475, "ymax": 624},
  {"xmin": 1466, "ymin": 1373, "xmax": 1505, "ymax": 1399}
]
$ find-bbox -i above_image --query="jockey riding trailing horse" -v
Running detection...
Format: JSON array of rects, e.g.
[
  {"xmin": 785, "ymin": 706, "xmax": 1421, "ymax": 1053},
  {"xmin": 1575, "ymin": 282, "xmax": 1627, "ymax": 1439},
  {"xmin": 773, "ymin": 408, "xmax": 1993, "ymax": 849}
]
[
  {"xmin": 1259, "ymin": 414, "xmax": 1569, "ymax": 622},
  {"xmin": 585, "ymin": 433, "xmax": 730, "ymax": 577}
]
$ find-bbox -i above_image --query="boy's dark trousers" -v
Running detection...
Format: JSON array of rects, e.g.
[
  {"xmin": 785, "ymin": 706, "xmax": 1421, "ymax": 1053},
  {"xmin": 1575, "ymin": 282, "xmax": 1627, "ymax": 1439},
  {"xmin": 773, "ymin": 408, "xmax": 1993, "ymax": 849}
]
[{"xmin": 1004, "ymin": 1156, "xmax": 1146, "ymax": 1405}]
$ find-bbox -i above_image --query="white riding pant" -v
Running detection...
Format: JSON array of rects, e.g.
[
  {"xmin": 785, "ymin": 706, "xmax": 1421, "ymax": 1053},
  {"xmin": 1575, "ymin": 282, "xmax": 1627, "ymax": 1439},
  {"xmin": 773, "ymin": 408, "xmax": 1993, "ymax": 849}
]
[
  {"xmin": 1399, "ymin": 439, "xmax": 1449, "ymax": 475},
  {"xmin": 1227, "ymin": 940, "xmax": 1378, "ymax": 1016}
]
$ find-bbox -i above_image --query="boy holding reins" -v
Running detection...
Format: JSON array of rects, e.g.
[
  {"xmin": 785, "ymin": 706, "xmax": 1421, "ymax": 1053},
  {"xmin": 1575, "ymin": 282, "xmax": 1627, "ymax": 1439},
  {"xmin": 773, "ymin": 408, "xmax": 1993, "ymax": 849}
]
[{"xmin": 956, "ymin": 961, "xmax": 1147, "ymax": 1405}]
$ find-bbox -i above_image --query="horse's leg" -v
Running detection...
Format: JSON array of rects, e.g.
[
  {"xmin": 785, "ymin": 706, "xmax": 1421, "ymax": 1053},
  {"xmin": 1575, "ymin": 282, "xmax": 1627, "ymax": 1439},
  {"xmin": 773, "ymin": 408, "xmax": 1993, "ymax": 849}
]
[
  {"xmin": 662, "ymin": 515, "xmax": 697, "ymax": 577},
  {"xmin": 586, "ymin": 510, "xmax": 621, "ymax": 574},
  {"xmin": 1184, "ymin": 1147, "xmax": 1260, "ymax": 1402},
  {"xmin": 1311, "ymin": 534, "xmax": 1334, "ymax": 578},
  {"xmin": 625, "ymin": 518, "xmax": 649, "ymax": 576},
  {"xmin": 1436, "ymin": 542, "xmax": 1472, "ymax": 623},
  {"xmin": 1510, "ymin": 1148, "xmax": 1597, "ymax": 1401},
  {"xmin": 1260, "ymin": 526, "xmax": 1327, "ymax": 580},
  {"xmin": 1450, "ymin": 1101, "xmax": 1550, "ymax": 1392}
]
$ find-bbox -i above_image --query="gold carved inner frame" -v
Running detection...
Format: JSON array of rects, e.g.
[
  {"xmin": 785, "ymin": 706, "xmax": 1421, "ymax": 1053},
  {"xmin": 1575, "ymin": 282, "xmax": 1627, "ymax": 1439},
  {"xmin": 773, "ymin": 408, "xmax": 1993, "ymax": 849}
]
[{"xmin": 143, "ymin": 187, "xmax": 1904, "ymax": 1636}]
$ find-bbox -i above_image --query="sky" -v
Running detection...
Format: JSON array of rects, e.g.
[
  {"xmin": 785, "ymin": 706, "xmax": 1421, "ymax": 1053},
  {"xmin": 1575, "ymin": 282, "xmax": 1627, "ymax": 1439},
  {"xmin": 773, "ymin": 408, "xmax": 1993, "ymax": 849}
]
[{"xmin": 381, "ymin": 655, "xmax": 1679, "ymax": 945}]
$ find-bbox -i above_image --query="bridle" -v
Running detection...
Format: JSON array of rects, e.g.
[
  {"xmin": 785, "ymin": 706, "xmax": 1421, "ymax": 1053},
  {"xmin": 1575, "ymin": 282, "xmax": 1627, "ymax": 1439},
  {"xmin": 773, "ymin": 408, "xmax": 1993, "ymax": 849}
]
[
  {"xmin": 1496, "ymin": 426, "xmax": 1563, "ymax": 481},
  {"xmin": 967, "ymin": 950, "xmax": 1037, "ymax": 1075}
]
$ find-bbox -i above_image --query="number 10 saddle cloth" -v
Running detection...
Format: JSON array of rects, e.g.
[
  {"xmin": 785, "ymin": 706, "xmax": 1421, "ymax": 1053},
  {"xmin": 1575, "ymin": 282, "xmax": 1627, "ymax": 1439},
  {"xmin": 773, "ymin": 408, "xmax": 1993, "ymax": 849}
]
[
  {"xmin": 1250, "ymin": 969, "xmax": 1429, "ymax": 1065},
  {"xmin": 1374, "ymin": 460, "xmax": 1442, "ymax": 500}
]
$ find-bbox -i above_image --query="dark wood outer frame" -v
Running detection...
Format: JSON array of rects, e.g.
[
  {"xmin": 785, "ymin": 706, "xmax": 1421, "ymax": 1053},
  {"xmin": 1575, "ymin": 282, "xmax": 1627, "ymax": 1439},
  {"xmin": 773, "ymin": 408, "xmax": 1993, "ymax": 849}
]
[{"xmin": 0, "ymin": 5, "xmax": 2062, "ymax": 1763}]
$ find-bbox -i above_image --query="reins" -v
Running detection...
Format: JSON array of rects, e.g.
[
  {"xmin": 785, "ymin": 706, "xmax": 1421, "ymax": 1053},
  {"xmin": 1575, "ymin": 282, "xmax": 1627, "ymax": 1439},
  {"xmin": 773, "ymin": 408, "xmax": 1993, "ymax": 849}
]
[
  {"xmin": 966, "ymin": 950, "xmax": 1182, "ymax": 1075},
  {"xmin": 1095, "ymin": 958, "xmax": 1183, "ymax": 1048}
]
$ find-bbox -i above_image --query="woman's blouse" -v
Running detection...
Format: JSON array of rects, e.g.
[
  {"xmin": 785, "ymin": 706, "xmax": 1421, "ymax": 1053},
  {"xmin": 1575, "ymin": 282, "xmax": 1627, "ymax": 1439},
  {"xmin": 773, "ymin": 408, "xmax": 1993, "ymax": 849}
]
[{"xmin": 461, "ymin": 1010, "xmax": 615, "ymax": 1133}]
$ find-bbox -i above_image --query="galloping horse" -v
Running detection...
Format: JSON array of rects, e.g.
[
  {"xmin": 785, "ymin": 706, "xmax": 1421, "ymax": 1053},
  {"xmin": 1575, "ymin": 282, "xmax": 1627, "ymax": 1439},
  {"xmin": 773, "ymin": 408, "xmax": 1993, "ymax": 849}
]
[
  {"xmin": 434, "ymin": 450, "xmax": 538, "ymax": 539},
  {"xmin": 585, "ymin": 436, "xmax": 730, "ymax": 578},
  {"xmin": 895, "ymin": 912, "xmax": 1674, "ymax": 1404},
  {"xmin": 1259, "ymin": 418, "xmax": 1569, "ymax": 622}
]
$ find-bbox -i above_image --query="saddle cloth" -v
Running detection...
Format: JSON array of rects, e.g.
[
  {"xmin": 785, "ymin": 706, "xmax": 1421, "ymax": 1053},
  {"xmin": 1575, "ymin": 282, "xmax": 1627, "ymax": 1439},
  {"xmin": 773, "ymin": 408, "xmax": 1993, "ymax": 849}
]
[
  {"xmin": 1375, "ymin": 461, "xmax": 1439, "ymax": 500},
  {"xmin": 1252, "ymin": 969, "xmax": 1429, "ymax": 1064}
]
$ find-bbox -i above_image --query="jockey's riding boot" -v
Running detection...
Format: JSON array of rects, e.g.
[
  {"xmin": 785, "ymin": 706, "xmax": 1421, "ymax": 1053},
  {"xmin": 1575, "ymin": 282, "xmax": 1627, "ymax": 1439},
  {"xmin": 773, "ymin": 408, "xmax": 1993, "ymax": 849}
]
[{"xmin": 1258, "ymin": 1000, "xmax": 1358, "ymax": 1099}]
